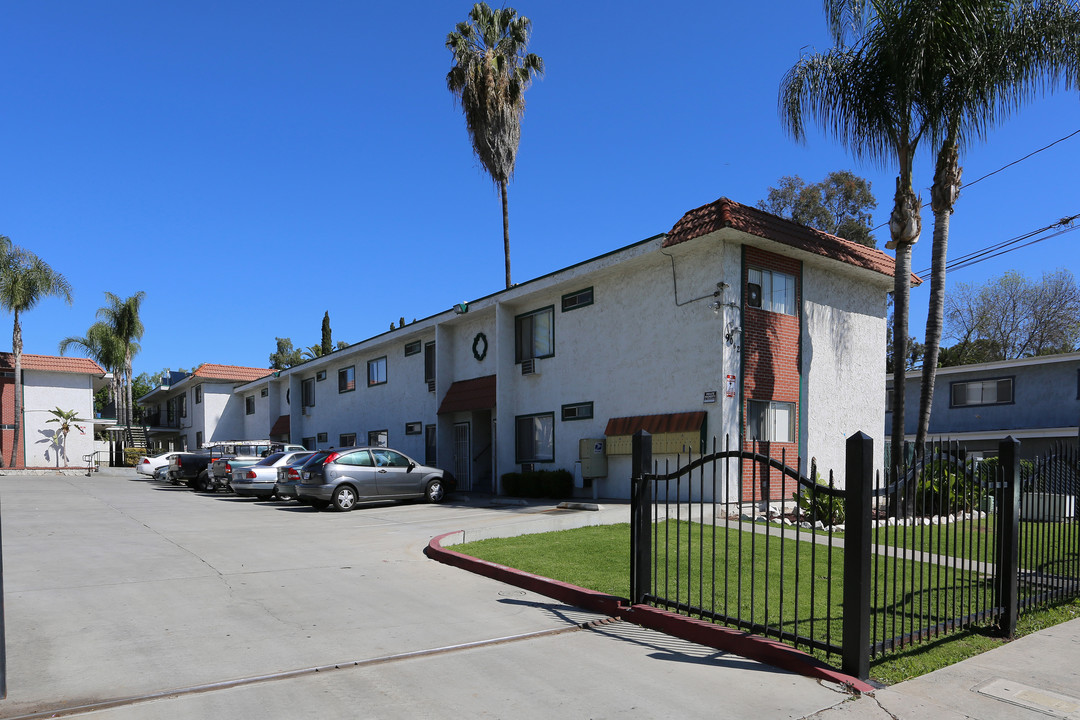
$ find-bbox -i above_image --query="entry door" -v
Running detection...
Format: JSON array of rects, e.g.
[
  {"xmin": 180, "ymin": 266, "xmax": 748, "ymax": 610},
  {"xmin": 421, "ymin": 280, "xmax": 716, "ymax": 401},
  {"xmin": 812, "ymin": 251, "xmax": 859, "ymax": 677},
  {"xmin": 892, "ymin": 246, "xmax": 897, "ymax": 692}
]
[{"xmin": 454, "ymin": 422, "xmax": 471, "ymax": 490}]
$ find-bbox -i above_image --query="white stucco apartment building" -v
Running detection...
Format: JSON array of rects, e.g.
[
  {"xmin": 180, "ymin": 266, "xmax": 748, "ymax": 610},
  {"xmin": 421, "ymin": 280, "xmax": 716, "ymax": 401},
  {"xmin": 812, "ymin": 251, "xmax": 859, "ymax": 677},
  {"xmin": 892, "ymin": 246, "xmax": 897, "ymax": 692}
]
[{"xmin": 167, "ymin": 196, "xmax": 899, "ymax": 501}]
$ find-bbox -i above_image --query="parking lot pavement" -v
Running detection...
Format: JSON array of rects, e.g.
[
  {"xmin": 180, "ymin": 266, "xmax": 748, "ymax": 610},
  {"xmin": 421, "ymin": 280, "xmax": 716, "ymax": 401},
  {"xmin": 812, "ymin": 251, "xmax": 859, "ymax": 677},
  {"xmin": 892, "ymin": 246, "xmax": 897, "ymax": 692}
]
[{"xmin": 0, "ymin": 470, "xmax": 853, "ymax": 719}]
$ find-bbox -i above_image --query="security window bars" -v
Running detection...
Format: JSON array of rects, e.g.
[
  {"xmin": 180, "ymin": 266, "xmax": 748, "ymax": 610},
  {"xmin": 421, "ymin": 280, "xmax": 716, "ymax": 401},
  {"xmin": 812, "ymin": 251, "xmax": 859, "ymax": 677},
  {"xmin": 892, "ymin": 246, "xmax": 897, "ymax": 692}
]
[
  {"xmin": 515, "ymin": 412, "xmax": 554, "ymax": 464},
  {"xmin": 515, "ymin": 306, "xmax": 554, "ymax": 363},
  {"xmin": 747, "ymin": 399, "xmax": 795, "ymax": 443},
  {"xmin": 747, "ymin": 267, "xmax": 796, "ymax": 316},
  {"xmin": 950, "ymin": 378, "xmax": 1014, "ymax": 407}
]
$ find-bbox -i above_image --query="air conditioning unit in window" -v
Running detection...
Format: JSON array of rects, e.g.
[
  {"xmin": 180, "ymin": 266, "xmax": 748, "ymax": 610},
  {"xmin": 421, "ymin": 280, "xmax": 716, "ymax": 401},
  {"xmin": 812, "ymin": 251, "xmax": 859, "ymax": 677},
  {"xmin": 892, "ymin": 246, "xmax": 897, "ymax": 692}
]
[{"xmin": 521, "ymin": 358, "xmax": 538, "ymax": 376}]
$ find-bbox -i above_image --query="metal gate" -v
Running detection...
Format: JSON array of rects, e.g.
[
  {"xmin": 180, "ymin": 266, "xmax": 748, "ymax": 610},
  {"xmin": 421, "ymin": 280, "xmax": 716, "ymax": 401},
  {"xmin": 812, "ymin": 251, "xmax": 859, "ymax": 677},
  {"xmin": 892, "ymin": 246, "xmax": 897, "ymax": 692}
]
[{"xmin": 454, "ymin": 422, "xmax": 471, "ymax": 491}]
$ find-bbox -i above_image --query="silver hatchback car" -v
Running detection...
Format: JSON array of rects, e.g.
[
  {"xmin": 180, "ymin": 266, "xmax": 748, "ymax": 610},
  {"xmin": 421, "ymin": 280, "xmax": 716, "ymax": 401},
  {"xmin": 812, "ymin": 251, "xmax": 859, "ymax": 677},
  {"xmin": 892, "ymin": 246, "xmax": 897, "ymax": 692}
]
[{"xmin": 297, "ymin": 447, "xmax": 455, "ymax": 511}]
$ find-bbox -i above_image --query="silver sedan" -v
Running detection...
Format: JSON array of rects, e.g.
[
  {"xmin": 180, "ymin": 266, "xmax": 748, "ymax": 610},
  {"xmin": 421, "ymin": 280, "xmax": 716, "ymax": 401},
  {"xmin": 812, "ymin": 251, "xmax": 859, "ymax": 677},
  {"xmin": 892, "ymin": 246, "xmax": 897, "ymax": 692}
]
[{"xmin": 231, "ymin": 451, "xmax": 314, "ymax": 499}]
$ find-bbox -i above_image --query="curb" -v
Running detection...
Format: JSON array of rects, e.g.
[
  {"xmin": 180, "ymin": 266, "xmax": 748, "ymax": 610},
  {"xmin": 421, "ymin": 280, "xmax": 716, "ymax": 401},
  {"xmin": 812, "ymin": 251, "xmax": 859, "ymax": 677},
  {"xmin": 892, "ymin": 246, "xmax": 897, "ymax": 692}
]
[{"xmin": 425, "ymin": 531, "xmax": 875, "ymax": 695}]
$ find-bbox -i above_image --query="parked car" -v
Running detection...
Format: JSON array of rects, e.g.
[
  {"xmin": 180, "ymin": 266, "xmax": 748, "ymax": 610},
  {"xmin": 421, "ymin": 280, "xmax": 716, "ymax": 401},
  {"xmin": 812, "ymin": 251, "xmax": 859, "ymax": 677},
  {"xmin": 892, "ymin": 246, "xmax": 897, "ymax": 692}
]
[
  {"xmin": 297, "ymin": 447, "xmax": 456, "ymax": 511},
  {"xmin": 231, "ymin": 451, "xmax": 314, "ymax": 499},
  {"xmin": 169, "ymin": 449, "xmax": 228, "ymax": 490},
  {"xmin": 136, "ymin": 451, "xmax": 182, "ymax": 478},
  {"xmin": 275, "ymin": 453, "xmax": 323, "ymax": 501}
]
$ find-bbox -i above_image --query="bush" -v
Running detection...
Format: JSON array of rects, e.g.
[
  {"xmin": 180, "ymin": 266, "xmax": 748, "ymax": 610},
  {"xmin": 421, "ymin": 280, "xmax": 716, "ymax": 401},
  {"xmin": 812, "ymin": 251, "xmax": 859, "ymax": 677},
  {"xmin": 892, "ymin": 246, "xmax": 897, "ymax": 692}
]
[
  {"xmin": 793, "ymin": 474, "xmax": 846, "ymax": 526},
  {"xmin": 123, "ymin": 448, "xmax": 144, "ymax": 467},
  {"xmin": 500, "ymin": 469, "xmax": 573, "ymax": 499}
]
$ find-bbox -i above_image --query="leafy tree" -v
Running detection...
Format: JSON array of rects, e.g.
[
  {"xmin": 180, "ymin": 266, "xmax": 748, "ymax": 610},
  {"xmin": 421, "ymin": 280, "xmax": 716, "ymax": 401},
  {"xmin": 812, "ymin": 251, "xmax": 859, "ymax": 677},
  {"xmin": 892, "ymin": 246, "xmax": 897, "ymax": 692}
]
[
  {"xmin": 447, "ymin": 2, "xmax": 544, "ymax": 289},
  {"xmin": 915, "ymin": 0, "xmax": 1080, "ymax": 449},
  {"xmin": 780, "ymin": 0, "xmax": 931, "ymax": 472},
  {"xmin": 0, "ymin": 237, "xmax": 72, "ymax": 467},
  {"xmin": 269, "ymin": 338, "xmax": 303, "ymax": 369},
  {"xmin": 944, "ymin": 269, "xmax": 1080, "ymax": 362},
  {"xmin": 321, "ymin": 311, "xmax": 332, "ymax": 356},
  {"xmin": 758, "ymin": 171, "xmax": 878, "ymax": 247}
]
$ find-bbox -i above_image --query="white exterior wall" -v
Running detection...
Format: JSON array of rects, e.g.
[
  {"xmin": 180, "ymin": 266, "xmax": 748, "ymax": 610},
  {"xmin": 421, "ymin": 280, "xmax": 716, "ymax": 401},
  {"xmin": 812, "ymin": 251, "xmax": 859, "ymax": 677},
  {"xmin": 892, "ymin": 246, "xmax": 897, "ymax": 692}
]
[
  {"xmin": 802, "ymin": 264, "xmax": 888, "ymax": 481},
  {"xmin": 22, "ymin": 370, "xmax": 96, "ymax": 467}
]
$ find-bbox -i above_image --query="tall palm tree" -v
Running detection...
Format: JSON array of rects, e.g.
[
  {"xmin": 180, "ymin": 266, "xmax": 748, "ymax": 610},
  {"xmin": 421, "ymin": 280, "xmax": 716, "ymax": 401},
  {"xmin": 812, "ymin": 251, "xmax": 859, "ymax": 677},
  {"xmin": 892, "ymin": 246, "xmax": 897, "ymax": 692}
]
[
  {"xmin": 915, "ymin": 0, "xmax": 1080, "ymax": 449},
  {"xmin": 0, "ymin": 239, "xmax": 72, "ymax": 467},
  {"xmin": 59, "ymin": 320, "xmax": 125, "ymax": 427},
  {"xmin": 447, "ymin": 2, "xmax": 544, "ymax": 289},
  {"xmin": 97, "ymin": 292, "xmax": 145, "ymax": 428},
  {"xmin": 780, "ymin": 1, "xmax": 930, "ymax": 473}
]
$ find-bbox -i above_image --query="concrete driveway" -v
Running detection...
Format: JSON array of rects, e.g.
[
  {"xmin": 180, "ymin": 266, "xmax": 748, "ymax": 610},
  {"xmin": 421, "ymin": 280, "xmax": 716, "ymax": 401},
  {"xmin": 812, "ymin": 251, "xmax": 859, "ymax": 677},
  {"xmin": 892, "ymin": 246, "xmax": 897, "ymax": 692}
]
[{"xmin": 0, "ymin": 469, "xmax": 852, "ymax": 719}]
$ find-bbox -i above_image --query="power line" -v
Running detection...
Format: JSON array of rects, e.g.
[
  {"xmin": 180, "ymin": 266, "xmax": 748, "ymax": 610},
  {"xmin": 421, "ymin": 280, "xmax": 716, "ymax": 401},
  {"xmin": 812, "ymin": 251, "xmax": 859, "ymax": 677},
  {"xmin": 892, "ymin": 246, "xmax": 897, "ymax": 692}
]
[{"xmin": 913, "ymin": 213, "xmax": 1080, "ymax": 277}]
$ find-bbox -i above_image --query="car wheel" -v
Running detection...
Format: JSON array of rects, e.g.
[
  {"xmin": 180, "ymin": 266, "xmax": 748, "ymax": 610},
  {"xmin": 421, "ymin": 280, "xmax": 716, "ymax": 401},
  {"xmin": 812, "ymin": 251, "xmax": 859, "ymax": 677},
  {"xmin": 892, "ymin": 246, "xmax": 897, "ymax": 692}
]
[
  {"xmin": 425, "ymin": 479, "xmax": 445, "ymax": 504},
  {"xmin": 196, "ymin": 472, "xmax": 211, "ymax": 492},
  {"xmin": 332, "ymin": 485, "xmax": 357, "ymax": 512},
  {"xmin": 309, "ymin": 499, "xmax": 330, "ymax": 510}
]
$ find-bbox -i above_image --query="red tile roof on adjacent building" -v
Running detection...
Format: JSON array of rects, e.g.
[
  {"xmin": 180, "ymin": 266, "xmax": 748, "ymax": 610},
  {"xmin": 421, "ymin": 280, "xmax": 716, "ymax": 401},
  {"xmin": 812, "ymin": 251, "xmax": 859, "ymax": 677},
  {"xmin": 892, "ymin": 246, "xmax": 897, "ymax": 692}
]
[
  {"xmin": 605, "ymin": 411, "xmax": 706, "ymax": 437},
  {"xmin": 438, "ymin": 375, "xmax": 496, "ymax": 415},
  {"xmin": 0, "ymin": 353, "xmax": 106, "ymax": 375},
  {"xmin": 664, "ymin": 197, "xmax": 921, "ymax": 283},
  {"xmin": 191, "ymin": 363, "xmax": 273, "ymax": 383}
]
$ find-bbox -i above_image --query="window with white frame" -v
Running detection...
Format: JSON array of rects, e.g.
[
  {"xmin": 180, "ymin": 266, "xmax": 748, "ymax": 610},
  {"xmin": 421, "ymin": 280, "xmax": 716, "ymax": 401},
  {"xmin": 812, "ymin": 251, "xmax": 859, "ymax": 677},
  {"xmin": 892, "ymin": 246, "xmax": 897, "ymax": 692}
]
[
  {"xmin": 368, "ymin": 356, "xmax": 387, "ymax": 386},
  {"xmin": 515, "ymin": 306, "xmax": 554, "ymax": 363},
  {"xmin": 747, "ymin": 400, "xmax": 795, "ymax": 443},
  {"xmin": 747, "ymin": 268, "xmax": 796, "ymax": 315},
  {"xmin": 515, "ymin": 412, "xmax": 554, "ymax": 463},
  {"xmin": 950, "ymin": 378, "xmax": 1013, "ymax": 407}
]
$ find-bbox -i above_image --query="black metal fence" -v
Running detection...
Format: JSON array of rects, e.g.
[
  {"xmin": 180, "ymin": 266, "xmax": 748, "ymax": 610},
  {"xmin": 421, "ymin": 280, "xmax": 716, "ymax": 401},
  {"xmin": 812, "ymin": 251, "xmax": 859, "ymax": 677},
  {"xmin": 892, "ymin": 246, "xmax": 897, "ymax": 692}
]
[{"xmin": 629, "ymin": 430, "xmax": 1080, "ymax": 680}]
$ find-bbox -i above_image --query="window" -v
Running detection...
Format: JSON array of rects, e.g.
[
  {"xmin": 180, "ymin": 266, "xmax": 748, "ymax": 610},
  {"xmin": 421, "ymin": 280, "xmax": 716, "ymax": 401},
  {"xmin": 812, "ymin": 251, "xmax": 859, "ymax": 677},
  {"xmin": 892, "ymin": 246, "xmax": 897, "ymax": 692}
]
[
  {"xmin": 515, "ymin": 306, "xmax": 554, "ymax": 363},
  {"xmin": 747, "ymin": 400, "xmax": 795, "ymax": 443},
  {"xmin": 562, "ymin": 402, "xmax": 594, "ymax": 421},
  {"xmin": 195, "ymin": 431, "xmax": 203, "ymax": 449},
  {"xmin": 302, "ymin": 436, "xmax": 316, "ymax": 451},
  {"xmin": 404, "ymin": 340, "xmax": 421, "ymax": 357},
  {"xmin": 405, "ymin": 421, "xmax": 422, "ymax": 435},
  {"xmin": 516, "ymin": 413, "xmax": 554, "ymax": 463},
  {"xmin": 368, "ymin": 429, "xmax": 388, "ymax": 447},
  {"xmin": 338, "ymin": 450, "xmax": 373, "ymax": 467},
  {"xmin": 302, "ymin": 378, "xmax": 315, "ymax": 408},
  {"xmin": 747, "ymin": 268, "xmax": 796, "ymax": 315},
  {"xmin": 260, "ymin": 388, "xmax": 268, "ymax": 397},
  {"xmin": 316, "ymin": 370, "xmax": 327, "ymax": 382},
  {"xmin": 195, "ymin": 385, "xmax": 202, "ymax": 404},
  {"xmin": 245, "ymin": 396, "xmax": 255, "ymax": 415},
  {"xmin": 372, "ymin": 448, "xmax": 410, "ymax": 467},
  {"xmin": 425, "ymin": 424, "xmax": 437, "ymax": 465},
  {"xmin": 562, "ymin": 287, "xmax": 594, "ymax": 312},
  {"xmin": 339, "ymin": 433, "xmax": 356, "ymax": 447},
  {"xmin": 950, "ymin": 378, "xmax": 1013, "ymax": 407},
  {"xmin": 368, "ymin": 356, "xmax": 387, "ymax": 386},
  {"xmin": 316, "ymin": 432, "xmax": 328, "ymax": 443},
  {"xmin": 424, "ymin": 342, "xmax": 436, "ymax": 388},
  {"xmin": 338, "ymin": 366, "xmax": 356, "ymax": 393}
]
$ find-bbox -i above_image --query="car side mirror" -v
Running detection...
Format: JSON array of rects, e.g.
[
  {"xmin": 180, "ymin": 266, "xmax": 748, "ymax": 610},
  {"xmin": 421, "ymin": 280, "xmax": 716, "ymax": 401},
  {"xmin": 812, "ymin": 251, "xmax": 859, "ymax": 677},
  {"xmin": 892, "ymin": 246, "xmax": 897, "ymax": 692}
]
[{"xmin": 408, "ymin": 462, "xmax": 416, "ymax": 472}]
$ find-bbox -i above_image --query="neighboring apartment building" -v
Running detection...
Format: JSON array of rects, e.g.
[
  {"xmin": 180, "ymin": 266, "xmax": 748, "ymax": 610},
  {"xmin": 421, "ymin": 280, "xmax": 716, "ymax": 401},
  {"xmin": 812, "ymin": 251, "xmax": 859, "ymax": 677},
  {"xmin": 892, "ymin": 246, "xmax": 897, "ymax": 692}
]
[
  {"xmin": 0, "ymin": 353, "xmax": 108, "ymax": 468},
  {"xmin": 140, "ymin": 364, "xmax": 273, "ymax": 452},
  {"xmin": 194, "ymin": 196, "xmax": 899, "ymax": 501},
  {"xmin": 886, "ymin": 351, "xmax": 1080, "ymax": 458}
]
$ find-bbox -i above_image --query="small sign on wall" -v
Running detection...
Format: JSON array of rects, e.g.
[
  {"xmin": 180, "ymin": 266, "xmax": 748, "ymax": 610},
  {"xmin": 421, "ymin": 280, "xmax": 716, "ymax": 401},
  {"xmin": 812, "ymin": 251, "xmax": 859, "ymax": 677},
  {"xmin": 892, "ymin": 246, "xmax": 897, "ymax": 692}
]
[
  {"xmin": 703, "ymin": 391, "xmax": 717, "ymax": 404},
  {"xmin": 726, "ymin": 374, "xmax": 737, "ymax": 398}
]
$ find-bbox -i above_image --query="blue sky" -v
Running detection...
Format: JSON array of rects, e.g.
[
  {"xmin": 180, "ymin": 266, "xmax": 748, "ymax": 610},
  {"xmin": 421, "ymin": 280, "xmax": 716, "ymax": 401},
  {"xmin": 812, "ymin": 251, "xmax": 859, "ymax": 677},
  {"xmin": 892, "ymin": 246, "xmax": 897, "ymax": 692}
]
[{"xmin": 1, "ymin": 1, "xmax": 1077, "ymax": 379}]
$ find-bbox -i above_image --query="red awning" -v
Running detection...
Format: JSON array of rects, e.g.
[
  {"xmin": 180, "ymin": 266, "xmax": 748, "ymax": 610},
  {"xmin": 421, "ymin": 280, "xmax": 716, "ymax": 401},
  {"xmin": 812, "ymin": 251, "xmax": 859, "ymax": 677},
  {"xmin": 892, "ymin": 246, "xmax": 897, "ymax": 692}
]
[
  {"xmin": 604, "ymin": 411, "xmax": 706, "ymax": 436},
  {"xmin": 438, "ymin": 375, "xmax": 496, "ymax": 415},
  {"xmin": 269, "ymin": 414, "xmax": 290, "ymax": 437}
]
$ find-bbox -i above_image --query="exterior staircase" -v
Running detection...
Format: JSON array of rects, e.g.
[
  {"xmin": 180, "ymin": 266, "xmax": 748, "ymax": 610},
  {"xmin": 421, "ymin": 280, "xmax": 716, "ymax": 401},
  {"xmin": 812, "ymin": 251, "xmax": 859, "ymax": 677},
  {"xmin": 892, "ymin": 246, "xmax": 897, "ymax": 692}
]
[{"xmin": 126, "ymin": 425, "xmax": 149, "ymax": 450}]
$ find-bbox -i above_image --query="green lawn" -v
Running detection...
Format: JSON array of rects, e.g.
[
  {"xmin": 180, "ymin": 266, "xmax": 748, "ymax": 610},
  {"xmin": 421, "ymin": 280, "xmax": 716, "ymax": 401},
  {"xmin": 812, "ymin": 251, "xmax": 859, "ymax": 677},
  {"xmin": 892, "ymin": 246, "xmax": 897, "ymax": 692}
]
[{"xmin": 455, "ymin": 520, "xmax": 1080, "ymax": 685}]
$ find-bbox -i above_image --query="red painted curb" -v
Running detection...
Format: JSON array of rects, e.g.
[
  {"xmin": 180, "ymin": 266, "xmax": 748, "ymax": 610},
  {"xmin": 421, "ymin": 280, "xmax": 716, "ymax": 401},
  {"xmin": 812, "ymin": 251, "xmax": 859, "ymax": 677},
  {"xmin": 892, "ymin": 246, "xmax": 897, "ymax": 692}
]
[{"xmin": 426, "ymin": 531, "xmax": 874, "ymax": 695}]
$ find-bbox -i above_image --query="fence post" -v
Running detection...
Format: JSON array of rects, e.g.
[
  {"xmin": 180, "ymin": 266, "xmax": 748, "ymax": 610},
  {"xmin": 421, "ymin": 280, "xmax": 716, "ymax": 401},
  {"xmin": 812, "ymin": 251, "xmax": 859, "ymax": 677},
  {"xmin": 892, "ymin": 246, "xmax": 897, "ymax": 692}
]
[
  {"xmin": 995, "ymin": 436, "xmax": 1021, "ymax": 638},
  {"xmin": 842, "ymin": 431, "xmax": 873, "ymax": 681},
  {"xmin": 630, "ymin": 430, "xmax": 652, "ymax": 605}
]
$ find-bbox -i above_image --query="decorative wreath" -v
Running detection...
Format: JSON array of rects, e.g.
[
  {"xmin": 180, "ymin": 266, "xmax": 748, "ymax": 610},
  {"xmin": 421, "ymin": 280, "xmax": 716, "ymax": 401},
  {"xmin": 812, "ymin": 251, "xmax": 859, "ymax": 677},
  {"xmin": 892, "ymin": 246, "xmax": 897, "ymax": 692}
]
[{"xmin": 472, "ymin": 332, "xmax": 488, "ymax": 362}]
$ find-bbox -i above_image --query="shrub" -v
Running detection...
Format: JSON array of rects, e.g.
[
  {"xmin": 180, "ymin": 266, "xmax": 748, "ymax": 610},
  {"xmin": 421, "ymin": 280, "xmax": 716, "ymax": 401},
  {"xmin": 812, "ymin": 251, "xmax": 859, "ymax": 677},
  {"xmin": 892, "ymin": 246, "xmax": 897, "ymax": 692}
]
[
  {"xmin": 123, "ymin": 447, "xmax": 144, "ymax": 467},
  {"xmin": 500, "ymin": 469, "xmax": 573, "ymax": 499},
  {"xmin": 793, "ymin": 474, "xmax": 846, "ymax": 526}
]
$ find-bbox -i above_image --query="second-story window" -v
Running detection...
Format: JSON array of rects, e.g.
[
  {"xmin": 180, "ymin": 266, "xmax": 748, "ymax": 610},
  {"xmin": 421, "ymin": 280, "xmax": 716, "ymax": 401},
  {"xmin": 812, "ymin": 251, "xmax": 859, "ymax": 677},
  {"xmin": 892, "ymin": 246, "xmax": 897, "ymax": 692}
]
[
  {"xmin": 302, "ymin": 378, "xmax": 315, "ymax": 408},
  {"xmin": 195, "ymin": 385, "xmax": 202, "ymax": 404},
  {"xmin": 245, "ymin": 396, "xmax": 255, "ymax": 415},
  {"xmin": 515, "ymin": 306, "xmax": 554, "ymax": 363},
  {"xmin": 368, "ymin": 356, "xmax": 387, "ymax": 386},
  {"xmin": 338, "ymin": 366, "xmax": 356, "ymax": 393}
]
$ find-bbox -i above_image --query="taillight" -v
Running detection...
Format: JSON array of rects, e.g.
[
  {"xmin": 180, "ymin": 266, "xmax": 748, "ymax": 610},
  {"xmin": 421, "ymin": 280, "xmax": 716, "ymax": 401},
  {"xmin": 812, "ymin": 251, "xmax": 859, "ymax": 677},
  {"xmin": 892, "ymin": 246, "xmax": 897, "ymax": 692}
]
[
  {"xmin": 141, "ymin": 458, "xmax": 150, "ymax": 465},
  {"xmin": 324, "ymin": 452, "xmax": 341, "ymax": 464},
  {"xmin": 245, "ymin": 470, "xmax": 257, "ymax": 479},
  {"xmin": 225, "ymin": 463, "xmax": 232, "ymax": 473},
  {"xmin": 287, "ymin": 468, "xmax": 301, "ymax": 480}
]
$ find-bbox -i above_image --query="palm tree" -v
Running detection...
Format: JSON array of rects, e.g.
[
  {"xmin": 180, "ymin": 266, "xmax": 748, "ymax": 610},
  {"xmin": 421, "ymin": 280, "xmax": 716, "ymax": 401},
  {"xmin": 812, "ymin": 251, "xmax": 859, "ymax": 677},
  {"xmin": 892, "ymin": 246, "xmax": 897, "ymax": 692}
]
[
  {"xmin": 915, "ymin": 0, "xmax": 1080, "ymax": 449},
  {"xmin": 97, "ymin": 292, "xmax": 145, "ymax": 428},
  {"xmin": 0, "ymin": 239, "xmax": 72, "ymax": 467},
  {"xmin": 59, "ymin": 321, "xmax": 125, "ymax": 427},
  {"xmin": 780, "ymin": 1, "xmax": 930, "ymax": 473},
  {"xmin": 447, "ymin": 2, "xmax": 544, "ymax": 289}
]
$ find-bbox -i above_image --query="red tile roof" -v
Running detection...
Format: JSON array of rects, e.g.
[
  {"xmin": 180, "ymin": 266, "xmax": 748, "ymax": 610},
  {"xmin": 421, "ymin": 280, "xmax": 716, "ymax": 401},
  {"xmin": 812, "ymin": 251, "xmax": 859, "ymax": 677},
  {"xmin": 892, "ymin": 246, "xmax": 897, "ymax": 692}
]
[
  {"xmin": 192, "ymin": 363, "xmax": 273, "ymax": 382},
  {"xmin": 605, "ymin": 411, "xmax": 706, "ymax": 437},
  {"xmin": 664, "ymin": 197, "xmax": 920, "ymax": 284},
  {"xmin": 0, "ymin": 353, "xmax": 106, "ymax": 375},
  {"xmin": 438, "ymin": 375, "xmax": 496, "ymax": 415}
]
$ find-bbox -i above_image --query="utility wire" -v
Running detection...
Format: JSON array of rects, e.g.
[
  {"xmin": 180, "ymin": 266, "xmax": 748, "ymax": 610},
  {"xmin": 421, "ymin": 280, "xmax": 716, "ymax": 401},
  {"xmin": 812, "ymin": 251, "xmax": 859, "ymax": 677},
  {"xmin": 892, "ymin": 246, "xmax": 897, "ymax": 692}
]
[{"xmin": 913, "ymin": 213, "xmax": 1080, "ymax": 276}]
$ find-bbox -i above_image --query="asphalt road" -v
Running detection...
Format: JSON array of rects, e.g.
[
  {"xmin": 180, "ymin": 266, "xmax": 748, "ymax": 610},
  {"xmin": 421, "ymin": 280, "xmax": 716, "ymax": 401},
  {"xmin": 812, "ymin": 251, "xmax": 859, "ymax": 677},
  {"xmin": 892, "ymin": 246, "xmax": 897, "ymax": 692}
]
[{"xmin": 0, "ymin": 469, "xmax": 851, "ymax": 719}]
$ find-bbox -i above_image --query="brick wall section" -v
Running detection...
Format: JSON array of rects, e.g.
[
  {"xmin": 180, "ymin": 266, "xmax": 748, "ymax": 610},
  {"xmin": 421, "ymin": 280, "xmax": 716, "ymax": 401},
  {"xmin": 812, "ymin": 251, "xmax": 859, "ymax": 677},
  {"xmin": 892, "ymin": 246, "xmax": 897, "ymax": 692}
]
[
  {"xmin": 742, "ymin": 247, "xmax": 801, "ymax": 502},
  {"xmin": 0, "ymin": 374, "xmax": 23, "ymax": 467}
]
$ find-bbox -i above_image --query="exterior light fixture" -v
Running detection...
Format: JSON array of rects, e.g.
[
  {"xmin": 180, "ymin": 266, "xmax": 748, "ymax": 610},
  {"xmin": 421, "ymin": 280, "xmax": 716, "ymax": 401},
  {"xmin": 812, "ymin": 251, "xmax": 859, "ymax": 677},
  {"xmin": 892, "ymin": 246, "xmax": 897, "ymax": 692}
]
[{"xmin": 453, "ymin": 302, "xmax": 469, "ymax": 315}]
